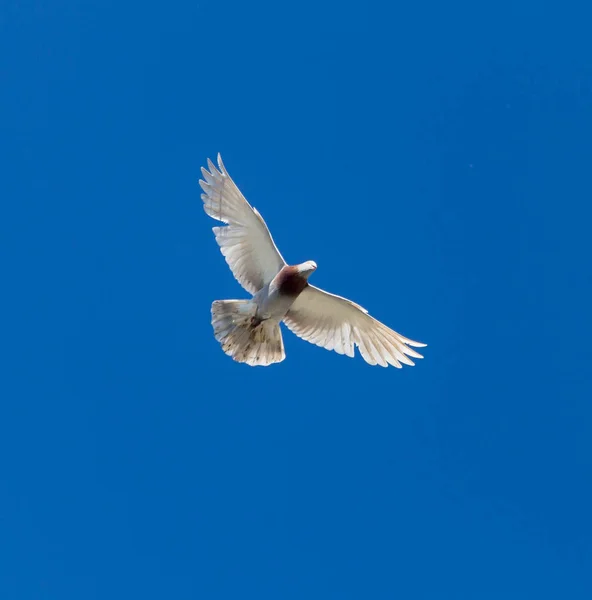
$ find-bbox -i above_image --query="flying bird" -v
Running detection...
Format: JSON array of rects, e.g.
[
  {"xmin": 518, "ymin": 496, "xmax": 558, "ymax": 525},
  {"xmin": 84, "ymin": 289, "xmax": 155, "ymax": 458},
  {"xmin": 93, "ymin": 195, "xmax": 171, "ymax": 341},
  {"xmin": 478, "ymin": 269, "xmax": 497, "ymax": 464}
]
[{"xmin": 199, "ymin": 154, "xmax": 426, "ymax": 367}]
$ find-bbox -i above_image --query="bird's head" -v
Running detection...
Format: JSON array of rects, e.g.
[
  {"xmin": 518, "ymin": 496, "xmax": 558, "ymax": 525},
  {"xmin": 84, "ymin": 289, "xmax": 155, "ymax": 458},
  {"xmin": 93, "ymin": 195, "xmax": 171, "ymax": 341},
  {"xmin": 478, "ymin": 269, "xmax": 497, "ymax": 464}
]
[{"xmin": 296, "ymin": 260, "xmax": 317, "ymax": 279}]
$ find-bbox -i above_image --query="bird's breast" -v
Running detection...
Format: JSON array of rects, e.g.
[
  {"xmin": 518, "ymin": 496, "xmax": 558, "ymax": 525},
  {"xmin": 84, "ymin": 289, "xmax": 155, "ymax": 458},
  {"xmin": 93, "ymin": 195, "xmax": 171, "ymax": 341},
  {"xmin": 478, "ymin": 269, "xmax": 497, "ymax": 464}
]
[
  {"xmin": 275, "ymin": 266, "xmax": 309, "ymax": 297},
  {"xmin": 255, "ymin": 267, "xmax": 308, "ymax": 322}
]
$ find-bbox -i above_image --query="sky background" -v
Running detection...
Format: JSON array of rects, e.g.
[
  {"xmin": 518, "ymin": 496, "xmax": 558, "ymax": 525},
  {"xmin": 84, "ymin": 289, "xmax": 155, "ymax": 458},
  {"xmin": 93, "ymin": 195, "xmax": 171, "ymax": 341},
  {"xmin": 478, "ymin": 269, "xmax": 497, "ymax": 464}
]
[{"xmin": 2, "ymin": 1, "xmax": 592, "ymax": 598}]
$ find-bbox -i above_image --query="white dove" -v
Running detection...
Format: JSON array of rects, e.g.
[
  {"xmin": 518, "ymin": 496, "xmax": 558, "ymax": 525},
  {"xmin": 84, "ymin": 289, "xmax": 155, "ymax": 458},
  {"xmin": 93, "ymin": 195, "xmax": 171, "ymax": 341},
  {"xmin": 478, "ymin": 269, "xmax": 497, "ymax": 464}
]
[{"xmin": 199, "ymin": 154, "xmax": 426, "ymax": 367}]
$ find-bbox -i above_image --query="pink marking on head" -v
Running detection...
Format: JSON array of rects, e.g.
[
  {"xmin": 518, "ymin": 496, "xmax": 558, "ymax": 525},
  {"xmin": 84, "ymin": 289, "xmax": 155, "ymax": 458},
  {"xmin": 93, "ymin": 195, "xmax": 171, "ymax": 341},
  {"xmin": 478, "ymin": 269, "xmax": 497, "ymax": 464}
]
[{"xmin": 276, "ymin": 265, "xmax": 309, "ymax": 297}]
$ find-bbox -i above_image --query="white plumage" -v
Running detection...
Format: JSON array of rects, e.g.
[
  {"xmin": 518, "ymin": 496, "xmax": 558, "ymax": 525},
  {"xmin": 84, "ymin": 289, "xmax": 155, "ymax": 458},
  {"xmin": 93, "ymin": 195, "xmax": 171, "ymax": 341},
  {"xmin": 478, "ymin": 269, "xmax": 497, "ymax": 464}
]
[
  {"xmin": 199, "ymin": 154, "xmax": 426, "ymax": 367},
  {"xmin": 200, "ymin": 156, "xmax": 286, "ymax": 295}
]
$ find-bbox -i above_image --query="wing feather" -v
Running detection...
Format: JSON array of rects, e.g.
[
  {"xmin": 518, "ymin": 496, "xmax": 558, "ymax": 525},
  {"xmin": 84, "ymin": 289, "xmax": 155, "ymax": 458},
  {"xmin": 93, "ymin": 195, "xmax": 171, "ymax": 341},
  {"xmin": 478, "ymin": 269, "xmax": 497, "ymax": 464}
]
[
  {"xmin": 200, "ymin": 154, "xmax": 286, "ymax": 294},
  {"xmin": 283, "ymin": 285, "xmax": 426, "ymax": 368}
]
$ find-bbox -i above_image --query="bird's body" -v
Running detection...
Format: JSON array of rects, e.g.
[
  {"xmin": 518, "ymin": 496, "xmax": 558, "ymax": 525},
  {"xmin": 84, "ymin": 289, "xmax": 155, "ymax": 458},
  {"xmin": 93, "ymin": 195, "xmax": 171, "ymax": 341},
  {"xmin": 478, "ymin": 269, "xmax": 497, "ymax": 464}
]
[
  {"xmin": 199, "ymin": 154, "xmax": 426, "ymax": 367},
  {"xmin": 254, "ymin": 262, "xmax": 317, "ymax": 320}
]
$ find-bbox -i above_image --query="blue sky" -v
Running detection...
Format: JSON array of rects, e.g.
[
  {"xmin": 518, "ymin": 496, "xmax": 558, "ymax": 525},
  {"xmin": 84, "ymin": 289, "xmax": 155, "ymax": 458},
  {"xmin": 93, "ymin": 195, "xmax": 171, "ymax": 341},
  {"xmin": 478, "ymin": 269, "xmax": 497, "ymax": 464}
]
[{"xmin": 2, "ymin": 1, "xmax": 592, "ymax": 598}]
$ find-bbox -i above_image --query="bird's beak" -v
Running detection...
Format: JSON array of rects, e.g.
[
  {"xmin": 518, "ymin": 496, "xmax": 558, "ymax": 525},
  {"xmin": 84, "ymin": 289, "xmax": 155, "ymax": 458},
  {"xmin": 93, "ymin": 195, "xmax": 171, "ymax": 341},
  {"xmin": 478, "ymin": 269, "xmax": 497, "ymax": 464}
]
[{"xmin": 298, "ymin": 261, "xmax": 317, "ymax": 279}]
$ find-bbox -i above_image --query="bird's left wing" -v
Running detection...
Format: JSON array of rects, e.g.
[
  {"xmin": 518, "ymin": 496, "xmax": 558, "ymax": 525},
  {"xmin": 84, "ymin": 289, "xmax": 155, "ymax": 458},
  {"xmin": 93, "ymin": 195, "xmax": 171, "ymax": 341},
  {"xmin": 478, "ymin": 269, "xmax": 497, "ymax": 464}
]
[
  {"xmin": 283, "ymin": 285, "xmax": 426, "ymax": 368},
  {"xmin": 200, "ymin": 154, "xmax": 286, "ymax": 295}
]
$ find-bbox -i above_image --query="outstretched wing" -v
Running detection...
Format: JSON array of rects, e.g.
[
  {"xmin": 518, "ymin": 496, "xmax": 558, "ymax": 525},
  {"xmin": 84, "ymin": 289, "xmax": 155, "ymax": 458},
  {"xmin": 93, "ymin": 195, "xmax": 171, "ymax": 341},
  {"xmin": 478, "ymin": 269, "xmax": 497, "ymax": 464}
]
[
  {"xmin": 199, "ymin": 154, "xmax": 286, "ymax": 295},
  {"xmin": 283, "ymin": 285, "xmax": 426, "ymax": 368}
]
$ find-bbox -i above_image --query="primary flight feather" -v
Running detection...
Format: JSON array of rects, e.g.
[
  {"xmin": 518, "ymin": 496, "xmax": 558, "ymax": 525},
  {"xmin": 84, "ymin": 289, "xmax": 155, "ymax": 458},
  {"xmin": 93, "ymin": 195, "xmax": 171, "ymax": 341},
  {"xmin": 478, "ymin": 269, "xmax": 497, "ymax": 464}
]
[{"xmin": 199, "ymin": 154, "xmax": 426, "ymax": 367}]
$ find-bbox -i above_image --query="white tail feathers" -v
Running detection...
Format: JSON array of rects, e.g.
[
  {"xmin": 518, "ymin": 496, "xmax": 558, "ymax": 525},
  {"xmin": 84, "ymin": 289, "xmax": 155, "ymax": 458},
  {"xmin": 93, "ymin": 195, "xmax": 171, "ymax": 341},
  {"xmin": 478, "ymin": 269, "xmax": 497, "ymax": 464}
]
[{"xmin": 211, "ymin": 300, "xmax": 285, "ymax": 366}]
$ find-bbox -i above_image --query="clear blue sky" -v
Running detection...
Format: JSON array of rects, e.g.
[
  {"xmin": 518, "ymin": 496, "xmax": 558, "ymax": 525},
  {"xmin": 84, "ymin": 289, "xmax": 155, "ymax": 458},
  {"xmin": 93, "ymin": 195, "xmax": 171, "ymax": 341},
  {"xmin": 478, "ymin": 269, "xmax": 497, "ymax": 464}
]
[{"xmin": 2, "ymin": 1, "xmax": 591, "ymax": 598}]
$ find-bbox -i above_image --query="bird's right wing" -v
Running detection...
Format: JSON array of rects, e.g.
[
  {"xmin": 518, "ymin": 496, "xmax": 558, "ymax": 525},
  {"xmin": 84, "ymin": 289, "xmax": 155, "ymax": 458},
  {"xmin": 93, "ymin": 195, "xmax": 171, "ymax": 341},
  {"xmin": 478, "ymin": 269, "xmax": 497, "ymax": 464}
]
[
  {"xmin": 284, "ymin": 285, "xmax": 426, "ymax": 368},
  {"xmin": 200, "ymin": 155, "xmax": 286, "ymax": 295}
]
